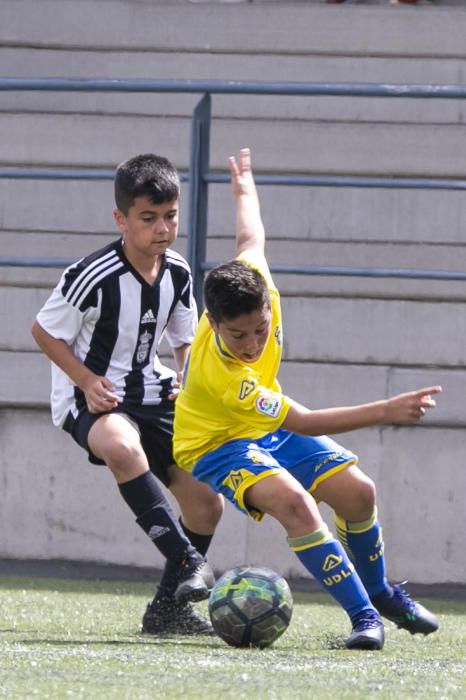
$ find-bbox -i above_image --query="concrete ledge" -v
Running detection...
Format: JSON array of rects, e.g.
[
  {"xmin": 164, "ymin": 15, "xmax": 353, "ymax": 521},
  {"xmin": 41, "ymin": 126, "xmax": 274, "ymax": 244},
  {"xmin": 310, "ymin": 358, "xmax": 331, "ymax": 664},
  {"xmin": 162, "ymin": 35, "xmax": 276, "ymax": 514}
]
[
  {"xmin": 2, "ymin": 48, "xmax": 465, "ymax": 125},
  {"xmin": 4, "ymin": 287, "xmax": 466, "ymax": 363},
  {"xmin": 4, "ymin": 287, "xmax": 466, "ymax": 364},
  {"xmin": 0, "ymin": 408, "xmax": 463, "ymax": 583},
  {"xmin": 1, "ymin": 1, "xmax": 466, "ymax": 57},
  {"xmin": 3, "ymin": 351, "xmax": 465, "ymax": 427},
  {"xmin": 3, "ymin": 232, "xmax": 466, "ymax": 301},
  {"xmin": 282, "ymin": 295, "xmax": 466, "ymax": 366},
  {"xmin": 2, "ymin": 181, "xmax": 466, "ymax": 246},
  {"xmin": 2, "ymin": 113, "xmax": 466, "ymax": 177}
]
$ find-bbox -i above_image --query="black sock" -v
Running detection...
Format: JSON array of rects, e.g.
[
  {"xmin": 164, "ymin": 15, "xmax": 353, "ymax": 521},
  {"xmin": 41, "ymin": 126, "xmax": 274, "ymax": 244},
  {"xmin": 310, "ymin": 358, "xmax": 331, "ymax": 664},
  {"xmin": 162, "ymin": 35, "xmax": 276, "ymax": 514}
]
[
  {"xmin": 179, "ymin": 518, "xmax": 213, "ymax": 557},
  {"xmin": 119, "ymin": 472, "xmax": 193, "ymax": 562}
]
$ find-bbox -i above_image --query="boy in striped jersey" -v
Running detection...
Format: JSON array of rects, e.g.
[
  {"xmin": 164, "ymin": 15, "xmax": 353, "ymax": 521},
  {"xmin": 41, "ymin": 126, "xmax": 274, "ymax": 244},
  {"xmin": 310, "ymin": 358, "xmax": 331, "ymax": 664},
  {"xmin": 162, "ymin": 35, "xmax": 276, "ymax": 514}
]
[
  {"xmin": 173, "ymin": 148, "xmax": 440, "ymax": 650},
  {"xmin": 32, "ymin": 153, "xmax": 223, "ymax": 635}
]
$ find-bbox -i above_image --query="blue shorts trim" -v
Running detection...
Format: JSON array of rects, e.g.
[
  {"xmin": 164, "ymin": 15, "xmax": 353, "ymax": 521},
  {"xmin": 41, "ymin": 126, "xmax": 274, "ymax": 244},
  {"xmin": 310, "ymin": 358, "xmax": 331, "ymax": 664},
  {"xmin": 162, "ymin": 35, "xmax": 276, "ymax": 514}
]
[{"xmin": 193, "ymin": 429, "xmax": 357, "ymax": 521}]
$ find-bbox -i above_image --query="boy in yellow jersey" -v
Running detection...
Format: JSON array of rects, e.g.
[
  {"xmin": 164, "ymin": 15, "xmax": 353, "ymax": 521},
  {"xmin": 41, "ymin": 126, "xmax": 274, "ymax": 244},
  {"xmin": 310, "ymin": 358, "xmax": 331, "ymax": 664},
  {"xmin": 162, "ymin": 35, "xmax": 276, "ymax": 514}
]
[{"xmin": 173, "ymin": 148, "xmax": 441, "ymax": 650}]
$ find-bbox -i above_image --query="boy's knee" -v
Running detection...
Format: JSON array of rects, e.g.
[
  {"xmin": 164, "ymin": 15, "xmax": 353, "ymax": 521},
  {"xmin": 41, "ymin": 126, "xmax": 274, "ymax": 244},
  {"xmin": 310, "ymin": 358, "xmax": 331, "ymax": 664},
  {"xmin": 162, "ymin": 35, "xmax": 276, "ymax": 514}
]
[
  {"xmin": 177, "ymin": 490, "xmax": 224, "ymax": 534},
  {"xmin": 357, "ymin": 477, "xmax": 376, "ymax": 511},
  {"xmin": 274, "ymin": 489, "xmax": 320, "ymax": 530},
  {"xmin": 100, "ymin": 437, "xmax": 144, "ymax": 474},
  {"xmin": 341, "ymin": 477, "xmax": 376, "ymax": 521},
  {"xmin": 170, "ymin": 474, "xmax": 224, "ymax": 521},
  {"xmin": 196, "ymin": 489, "xmax": 224, "ymax": 525}
]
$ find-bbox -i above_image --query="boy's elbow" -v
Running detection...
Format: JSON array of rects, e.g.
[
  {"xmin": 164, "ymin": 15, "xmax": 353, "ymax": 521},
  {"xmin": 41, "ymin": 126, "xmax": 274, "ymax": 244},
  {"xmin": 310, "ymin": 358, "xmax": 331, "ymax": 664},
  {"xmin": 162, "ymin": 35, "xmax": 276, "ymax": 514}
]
[
  {"xmin": 31, "ymin": 319, "xmax": 45, "ymax": 348},
  {"xmin": 31, "ymin": 319, "xmax": 39, "ymax": 340}
]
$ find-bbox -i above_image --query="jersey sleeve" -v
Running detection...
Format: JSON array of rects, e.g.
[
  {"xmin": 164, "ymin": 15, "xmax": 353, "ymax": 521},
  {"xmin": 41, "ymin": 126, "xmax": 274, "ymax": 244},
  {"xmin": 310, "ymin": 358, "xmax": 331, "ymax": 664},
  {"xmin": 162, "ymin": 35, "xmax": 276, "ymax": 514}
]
[
  {"xmin": 164, "ymin": 272, "xmax": 198, "ymax": 348},
  {"xmin": 36, "ymin": 271, "xmax": 88, "ymax": 344},
  {"xmin": 221, "ymin": 371, "xmax": 290, "ymax": 432}
]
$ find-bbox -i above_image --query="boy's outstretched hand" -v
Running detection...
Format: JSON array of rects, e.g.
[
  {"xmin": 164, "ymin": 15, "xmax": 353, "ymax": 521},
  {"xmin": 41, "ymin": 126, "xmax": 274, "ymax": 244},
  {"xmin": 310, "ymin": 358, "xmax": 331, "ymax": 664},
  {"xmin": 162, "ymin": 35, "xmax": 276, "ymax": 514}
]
[
  {"xmin": 384, "ymin": 385, "xmax": 442, "ymax": 424},
  {"xmin": 228, "ymin": 147, "xmax": 257, "ymax": 199}
]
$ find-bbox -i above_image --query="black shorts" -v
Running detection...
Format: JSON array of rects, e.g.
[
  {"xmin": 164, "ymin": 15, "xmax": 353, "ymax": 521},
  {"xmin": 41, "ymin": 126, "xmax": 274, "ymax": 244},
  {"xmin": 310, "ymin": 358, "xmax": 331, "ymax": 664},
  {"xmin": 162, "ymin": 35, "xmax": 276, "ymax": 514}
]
[{"xmin": 63, "ymin": 402, "xmax": 175, "ymax": 487}]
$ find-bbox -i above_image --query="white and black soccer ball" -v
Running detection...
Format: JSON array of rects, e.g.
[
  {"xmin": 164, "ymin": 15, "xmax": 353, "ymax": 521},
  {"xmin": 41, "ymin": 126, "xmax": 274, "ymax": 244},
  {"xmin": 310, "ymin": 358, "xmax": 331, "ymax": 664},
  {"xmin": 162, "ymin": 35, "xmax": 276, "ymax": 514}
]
[{"xmin": 208, "ymin": 565, "xmax": 293, "ymax": 648}]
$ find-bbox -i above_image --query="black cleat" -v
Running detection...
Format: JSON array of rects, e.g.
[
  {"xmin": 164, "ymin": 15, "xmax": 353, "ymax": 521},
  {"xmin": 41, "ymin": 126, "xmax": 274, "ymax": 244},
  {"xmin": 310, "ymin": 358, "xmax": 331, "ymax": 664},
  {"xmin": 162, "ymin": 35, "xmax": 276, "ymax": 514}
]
[
  {"xmin": 346, "ymin": 609, "xmax": 384, "ymax": 650},
  {"xmin": 142, "ymin": 596, "xmax": 214, "ymax": 636},
  {"xmin": 372, "ymin": 583, "xmax": 439, "ymax": 635},
  {"xmin": 173, "ymin": 551, "xmax": 215, "ymax": 605}
]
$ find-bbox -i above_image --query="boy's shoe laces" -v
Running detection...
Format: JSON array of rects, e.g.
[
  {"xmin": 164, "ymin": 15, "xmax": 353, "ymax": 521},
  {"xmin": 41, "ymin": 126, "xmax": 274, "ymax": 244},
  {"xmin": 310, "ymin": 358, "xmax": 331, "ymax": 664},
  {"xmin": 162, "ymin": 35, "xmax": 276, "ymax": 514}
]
[
  {"xmin": 351, "ymin": 608, "xmax": 383, "ymax": 631},
  {"xmin": 391, "ymin": 582, "xmax": 416, "ymax": 612},
  {"xmin": 346, "ymin": 608, "xmax": 384, "ymax": 650},
  {"xmin": 372, "ymin": 581, "xmax": 439, "ymax": 635}
]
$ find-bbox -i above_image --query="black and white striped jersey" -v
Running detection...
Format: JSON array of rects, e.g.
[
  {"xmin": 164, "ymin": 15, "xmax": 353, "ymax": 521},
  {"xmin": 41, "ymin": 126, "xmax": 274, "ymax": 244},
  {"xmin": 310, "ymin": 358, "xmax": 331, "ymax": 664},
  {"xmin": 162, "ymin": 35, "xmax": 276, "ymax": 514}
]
[{"xmin": 36, "ymin": 239, "xmax": 197, "ymax": 427}]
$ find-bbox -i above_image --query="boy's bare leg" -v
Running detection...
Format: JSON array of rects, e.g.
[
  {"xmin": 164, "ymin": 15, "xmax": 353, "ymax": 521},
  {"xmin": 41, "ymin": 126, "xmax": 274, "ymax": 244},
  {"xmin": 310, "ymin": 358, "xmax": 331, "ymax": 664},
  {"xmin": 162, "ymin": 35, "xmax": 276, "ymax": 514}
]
[
  {"xmin": 168, "ymin": 465, "xmax": 224, "ymax": 536},
  {"xmin": 313, "ymin": 465, "xmax": 376, "ymax": 523}
]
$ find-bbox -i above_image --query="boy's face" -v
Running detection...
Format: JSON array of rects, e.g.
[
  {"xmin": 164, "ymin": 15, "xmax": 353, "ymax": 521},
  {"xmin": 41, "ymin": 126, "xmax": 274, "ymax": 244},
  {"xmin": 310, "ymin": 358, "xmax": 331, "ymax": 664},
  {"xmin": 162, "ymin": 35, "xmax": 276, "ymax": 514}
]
[
  {"xmin": 208, "ymin": 305, "xmax": 272, "ymax": 364},
  {"xmin": 114, "ymin": 196, "xmax": 179, "ymax": 259}
]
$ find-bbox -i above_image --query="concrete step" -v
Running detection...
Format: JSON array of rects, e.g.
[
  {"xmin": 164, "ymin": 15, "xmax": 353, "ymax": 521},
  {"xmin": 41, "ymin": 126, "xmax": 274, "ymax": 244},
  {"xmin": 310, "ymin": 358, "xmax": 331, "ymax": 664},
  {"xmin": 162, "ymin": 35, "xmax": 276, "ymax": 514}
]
[
  {"xmin": 2, "ymin": 179, "xmax": 465, "ymax": 246},
  {"xmin": 2, "ymin": 178, "xmax": 465, "ymax": 299},
  {"xmin": 4, "ymin": 230, "xmax": 465, "ymax": 276},
  {"xmin": 7, "ymin": 282, "xmax": 465, "ymax": 366},
  {"xmin": 2, "ymin": 0, "xmax": 465, "ymax": 294},
  {"xmin": 2, "ymin": 1, "xmax": 466, "ymax": 57},
  {"xmin": 2, "ymin": 47, "xmax": 466, "ymax": 125},
  {"xmin": 2, "ymin": 215, "xmax": 465, "ymax": 300},
  {"xmin": 2, "ymin": 111, "xmax": 466, "ymax": 177},
  {"xmin": 3, "ymin": 350, "xmax": 463, "ymax": 428}
]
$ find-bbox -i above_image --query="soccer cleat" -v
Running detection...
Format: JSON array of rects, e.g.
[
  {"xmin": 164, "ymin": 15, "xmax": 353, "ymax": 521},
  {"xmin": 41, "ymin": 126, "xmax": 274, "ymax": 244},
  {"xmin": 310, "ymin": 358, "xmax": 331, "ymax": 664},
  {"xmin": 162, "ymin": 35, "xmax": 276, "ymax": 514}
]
[
  {"xmin": 173, "ymin": 551, "xmax": 215, "ymax": 604},
  {"xmin": 142, "ymin": 596, "xmax": 214, "ymax": 636},
  {"xmin": 346, "ymin": 609, "xmax": 385, "ymax": 650},
  {"xmin": 372, "ymin": 583, "xmax": 439, "ymax": 635}
]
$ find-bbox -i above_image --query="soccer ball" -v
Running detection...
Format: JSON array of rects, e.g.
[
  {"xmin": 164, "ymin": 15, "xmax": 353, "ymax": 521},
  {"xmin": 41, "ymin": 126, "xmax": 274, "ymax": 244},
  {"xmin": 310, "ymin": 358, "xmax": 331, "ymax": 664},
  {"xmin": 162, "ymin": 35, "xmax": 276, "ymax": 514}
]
[{"xmin": 208, "ymin": 566, "xmax": 293, "ymax": 648}]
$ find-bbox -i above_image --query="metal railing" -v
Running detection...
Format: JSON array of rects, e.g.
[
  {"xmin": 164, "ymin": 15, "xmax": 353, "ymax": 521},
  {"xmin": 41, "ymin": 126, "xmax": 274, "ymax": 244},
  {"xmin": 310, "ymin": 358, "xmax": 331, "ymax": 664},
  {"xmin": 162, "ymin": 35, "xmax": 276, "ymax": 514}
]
[{"xmin": 2, "ymin": 77, "xmax": 466, "ymax": 306}]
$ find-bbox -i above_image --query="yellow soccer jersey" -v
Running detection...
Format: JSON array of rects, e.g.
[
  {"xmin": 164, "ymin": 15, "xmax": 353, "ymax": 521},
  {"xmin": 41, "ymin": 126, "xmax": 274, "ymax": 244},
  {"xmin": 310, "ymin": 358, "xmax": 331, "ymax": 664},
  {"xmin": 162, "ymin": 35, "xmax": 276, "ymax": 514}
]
[{"xmin": 173, "ymin": 249, "xmax": 291, "ymax": 471}]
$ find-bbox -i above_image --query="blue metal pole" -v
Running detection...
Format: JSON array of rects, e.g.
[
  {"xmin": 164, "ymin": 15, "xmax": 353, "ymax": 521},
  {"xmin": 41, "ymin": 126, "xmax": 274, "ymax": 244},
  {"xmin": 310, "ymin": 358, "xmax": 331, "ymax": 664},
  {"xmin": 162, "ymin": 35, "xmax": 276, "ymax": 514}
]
[
  {"xmin": 199, "ymin": 261, "xmax": 466, "ymax": 282},
  {"xmin": 205, "ymin": 173, "xmax": 466, "ymax": 191},
  {"xmin": 1, "ymin": 78, "xmax": 466, "ymax": 99},
  {"xmin": 187, "ymin": 93, "xmax": 211, "ymax": 312},
  {"xmin": 0, "ymin": 167, "xmax": 190, "ymax": 182}
]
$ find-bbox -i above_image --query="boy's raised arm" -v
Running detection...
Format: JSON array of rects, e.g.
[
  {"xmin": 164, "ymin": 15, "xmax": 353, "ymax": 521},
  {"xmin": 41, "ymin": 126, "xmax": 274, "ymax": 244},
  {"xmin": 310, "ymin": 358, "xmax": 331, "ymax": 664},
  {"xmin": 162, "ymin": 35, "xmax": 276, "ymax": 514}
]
[{"xmin": 228, "ymin": 148, "xmax": 265, "ymax": 258}]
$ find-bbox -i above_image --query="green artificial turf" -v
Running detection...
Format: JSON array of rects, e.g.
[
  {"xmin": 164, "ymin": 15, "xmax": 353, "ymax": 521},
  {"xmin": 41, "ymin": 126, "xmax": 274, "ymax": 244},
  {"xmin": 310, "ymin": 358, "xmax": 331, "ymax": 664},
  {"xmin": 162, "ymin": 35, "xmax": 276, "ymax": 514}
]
[{"xmin": 0, "ymin": 576, "xmax": 464, "ymax": 699}]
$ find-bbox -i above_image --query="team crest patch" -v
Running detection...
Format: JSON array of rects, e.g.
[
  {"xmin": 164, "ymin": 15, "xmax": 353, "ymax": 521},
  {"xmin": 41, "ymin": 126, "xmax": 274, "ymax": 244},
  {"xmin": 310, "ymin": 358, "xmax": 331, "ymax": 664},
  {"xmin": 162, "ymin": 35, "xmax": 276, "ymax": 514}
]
[
  {"xmin": 255, "ymin": 391, "xmax": 281, "ymax": 418},
  {"xmin": 239, "ymin": 379, "xmax": 255, "ymax": 400},
  {"xmin": 136, "ymin": 330, "xmax": 152, "ymax": 364}
]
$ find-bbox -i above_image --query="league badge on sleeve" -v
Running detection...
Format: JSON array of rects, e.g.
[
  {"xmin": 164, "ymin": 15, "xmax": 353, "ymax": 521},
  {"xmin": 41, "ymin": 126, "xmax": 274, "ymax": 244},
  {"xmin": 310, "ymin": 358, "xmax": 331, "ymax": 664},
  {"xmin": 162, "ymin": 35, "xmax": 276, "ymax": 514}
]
[{"xmin": 255, "ymin": 390, "xmax": 281, "ymax": 418}]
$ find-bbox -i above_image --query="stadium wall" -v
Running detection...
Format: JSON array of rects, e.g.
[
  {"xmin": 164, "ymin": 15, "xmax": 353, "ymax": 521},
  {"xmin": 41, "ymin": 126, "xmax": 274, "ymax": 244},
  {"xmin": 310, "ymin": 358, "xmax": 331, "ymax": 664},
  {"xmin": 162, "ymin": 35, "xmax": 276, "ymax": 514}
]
[{"xmin": 0, "ymin": 0, "xmax": 465, "ymax": 585}]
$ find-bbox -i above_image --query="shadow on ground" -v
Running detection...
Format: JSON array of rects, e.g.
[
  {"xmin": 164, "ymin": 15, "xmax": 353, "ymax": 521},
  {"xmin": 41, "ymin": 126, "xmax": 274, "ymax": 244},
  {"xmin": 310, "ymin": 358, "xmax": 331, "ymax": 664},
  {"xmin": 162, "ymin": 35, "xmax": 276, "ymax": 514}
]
[{"xmin": 0, "ymin": 558, "xmax": 464, "ymax": 601}]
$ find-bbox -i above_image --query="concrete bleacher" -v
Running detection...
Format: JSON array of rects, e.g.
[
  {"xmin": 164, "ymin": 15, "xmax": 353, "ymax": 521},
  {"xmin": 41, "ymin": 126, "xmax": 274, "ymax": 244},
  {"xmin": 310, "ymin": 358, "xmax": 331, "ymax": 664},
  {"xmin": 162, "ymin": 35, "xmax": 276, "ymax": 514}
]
[{"xmin": 1, "ymin": 0, "xmax": 465, "ymax": 585}]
